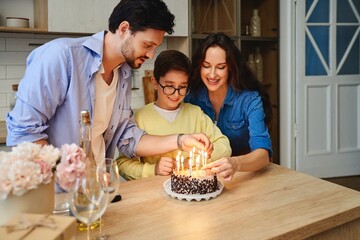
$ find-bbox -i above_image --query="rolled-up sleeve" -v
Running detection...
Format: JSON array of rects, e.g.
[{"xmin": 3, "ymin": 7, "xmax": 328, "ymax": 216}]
[
  {"xmin": 6, "ymin": 43, "xmax": 69, "ymax": 146},
  {"xmin": 117, "ymin": 111, "xmax": 146, "ymax": 158}
]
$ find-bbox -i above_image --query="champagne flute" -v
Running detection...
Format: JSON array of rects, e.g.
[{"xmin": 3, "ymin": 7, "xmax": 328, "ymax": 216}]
[
  {"xmin": 97, "ymin": 158, "xmax": 120, "ymax": 240},
  {"xmin": 69, "ymin": 167, "xmax": 109, "ymax": 240}
]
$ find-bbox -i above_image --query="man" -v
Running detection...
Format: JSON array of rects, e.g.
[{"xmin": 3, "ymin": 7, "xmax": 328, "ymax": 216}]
[{"xmin": 6, "ymin": 0, "xmax": 212, "ymax": 161}]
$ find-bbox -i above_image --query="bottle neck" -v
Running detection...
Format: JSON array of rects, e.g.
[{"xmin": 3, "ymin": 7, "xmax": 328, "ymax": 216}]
[{"xmin": 79, "ymin": 123, "xmax": 96, "ymax": 167}]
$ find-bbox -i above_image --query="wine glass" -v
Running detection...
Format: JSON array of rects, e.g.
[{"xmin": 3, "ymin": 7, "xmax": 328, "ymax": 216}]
[
  {"xmin": 97, "ymin": 158, "xmax": 120, "ymax": 240},
  {"xmin": 69, "ymin": 167, "xmax": 109, "ymax": 240}
]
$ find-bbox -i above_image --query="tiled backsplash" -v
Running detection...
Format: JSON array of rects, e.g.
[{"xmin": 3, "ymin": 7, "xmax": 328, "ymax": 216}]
[{"xmin": 0, "ymin": 32, "xmax": 166, "ymax": 120}]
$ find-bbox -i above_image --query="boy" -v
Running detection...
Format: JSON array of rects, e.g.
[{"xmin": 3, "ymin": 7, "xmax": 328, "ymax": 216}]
[{"xmin": 118, "ymin": 50, "xmax": 231, "ymax": 180}]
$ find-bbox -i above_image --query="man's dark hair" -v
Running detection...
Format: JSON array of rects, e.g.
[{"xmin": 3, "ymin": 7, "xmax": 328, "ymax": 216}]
[
  {"xmin": 108, "ymin": 0, "xmax": 175, "ymax": 34},
  {"xmin": 154, "ymin": 50, "xmax": 192, "ymax": 82}
]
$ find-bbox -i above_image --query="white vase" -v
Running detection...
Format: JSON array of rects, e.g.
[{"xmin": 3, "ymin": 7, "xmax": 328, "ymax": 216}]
[
  {"xmin": 254, "ymin": 47, "xmax": 264, "ymax": 82},
  {"xmin": 0, "ymin": 178, "xmax": 54, "ymax": 225},
  {"xmin": 250, "ymin": 9, "xmax": 261, "ymax": 37}
]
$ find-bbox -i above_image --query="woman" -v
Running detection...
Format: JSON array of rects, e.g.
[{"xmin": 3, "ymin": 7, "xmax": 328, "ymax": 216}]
[{"xmin": 185, "ymin": 33, "xmax": 272, "ymax": 181}]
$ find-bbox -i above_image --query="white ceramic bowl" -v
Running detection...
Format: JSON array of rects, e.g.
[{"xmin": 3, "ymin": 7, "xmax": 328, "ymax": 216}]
[{"xmin": 6, "ymin": 17, "xmax": 29, "ymax": 28}]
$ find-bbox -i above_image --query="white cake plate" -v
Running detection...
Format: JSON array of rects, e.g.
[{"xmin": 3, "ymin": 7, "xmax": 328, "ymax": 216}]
[{"xmin": 163, "ymin": 178, "xmax": 224, "ymax": 201}]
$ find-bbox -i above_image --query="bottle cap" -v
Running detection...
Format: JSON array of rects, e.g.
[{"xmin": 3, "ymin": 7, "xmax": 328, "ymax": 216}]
[{"xmin": 80, "ymin": 110, "xmax": 90, "ymax": 124}]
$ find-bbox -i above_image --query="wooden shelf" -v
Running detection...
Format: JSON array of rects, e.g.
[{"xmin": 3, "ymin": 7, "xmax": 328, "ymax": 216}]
[
  {"xmin": 240, "ymin": 36, "xmax": 278, "ymax": 42},
  {"xmin": 0, "ymin": 26, "xmax": 89, "ymax": 36},
  {"xmin": 0, "ymin": 26, "xmax": 48, "ymax": 33}
]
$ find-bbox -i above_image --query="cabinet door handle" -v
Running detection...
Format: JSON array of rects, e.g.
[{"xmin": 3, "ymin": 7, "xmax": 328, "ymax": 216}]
[{"xmin": 28, "ymin": 43, "xmax": 44, "ymax": 46}]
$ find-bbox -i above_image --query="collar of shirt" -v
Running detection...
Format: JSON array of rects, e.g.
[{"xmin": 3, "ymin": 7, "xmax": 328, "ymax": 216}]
[{"xmin": 200, "ymin": 84, "xmax": 237, "ymax": 109}]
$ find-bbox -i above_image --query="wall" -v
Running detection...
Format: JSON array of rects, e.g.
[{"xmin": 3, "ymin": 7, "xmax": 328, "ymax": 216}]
[{"xmin": 0, "ymin": 32, "xmax": 167, "ymax": 121}]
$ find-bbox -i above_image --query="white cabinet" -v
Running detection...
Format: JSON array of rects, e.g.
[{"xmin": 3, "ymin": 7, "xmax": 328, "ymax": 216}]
[
  {"xmin": 164, "ymin": 0, "xmax": 188, "ymax": 37},
  {"xmin": 1, "ymin": 0, "xmax": 189, "ymax": 38},
  {"xmin": 47, "ymin": 0, "xmax": 118, "ymax": 34},
  {"xmin": 48, "ymin": 0, "xmax": 188, "ymax": 36}
]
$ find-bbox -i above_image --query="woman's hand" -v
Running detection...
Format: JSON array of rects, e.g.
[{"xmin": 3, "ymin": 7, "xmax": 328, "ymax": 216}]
[
  {"xmin": 155, "ymin": 157, "xmax": 174, "ymax": 176},
  {"xmin": 202, "ymin": 157, "xmax": 240, "ymax": 182},
  {"xmin": 202, "ymin": 149, "xmax": 270, "ymax": 181}
]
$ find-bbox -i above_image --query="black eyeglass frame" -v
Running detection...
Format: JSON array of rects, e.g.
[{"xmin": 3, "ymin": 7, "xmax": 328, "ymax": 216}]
[{"xmin": 157, "ymin": 82, "xmax": 190, "ymax": 96}]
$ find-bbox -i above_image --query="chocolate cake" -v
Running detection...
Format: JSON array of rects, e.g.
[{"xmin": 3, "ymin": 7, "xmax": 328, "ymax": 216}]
[{"xmin": 171, "ymin": 169, "xmax": 218, "ymax": 195}]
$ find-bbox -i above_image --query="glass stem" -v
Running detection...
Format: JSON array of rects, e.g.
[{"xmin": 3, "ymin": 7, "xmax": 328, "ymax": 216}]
[
  {"xmin": 87, "ymin": 224, "xmax": 90, "ymax": 240},
  {"xmin": 99, "ymin": 217, "xmax": 103, "ymax": 235}
]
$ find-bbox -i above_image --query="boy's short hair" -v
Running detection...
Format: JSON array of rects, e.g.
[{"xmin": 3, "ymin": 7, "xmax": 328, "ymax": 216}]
[
  {"xmin": 108, "ymin": 0, "xmax": 175, "ymax": 34},
  {"xmin": 154, "ymin": 50, "xmax": 192, "ymax": 82}
]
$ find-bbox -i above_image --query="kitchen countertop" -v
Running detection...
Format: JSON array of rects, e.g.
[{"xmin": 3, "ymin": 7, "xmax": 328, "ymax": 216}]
[{"xmin": 0, "ymin": 121, "xmax": 6, "ymax": 144}]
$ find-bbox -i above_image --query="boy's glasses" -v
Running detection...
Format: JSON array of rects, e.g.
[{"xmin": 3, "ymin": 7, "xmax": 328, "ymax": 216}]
[{"xmin": 158, "ymin": 82, "xmax": 189, "ymax": 96}]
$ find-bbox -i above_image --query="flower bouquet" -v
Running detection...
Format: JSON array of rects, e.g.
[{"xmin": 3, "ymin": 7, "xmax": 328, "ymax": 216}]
[
  {"xmin": 55, "ymin": 143, "xmax": 87, "ymax": 191},
  {"xmin": 52, "ymin": 143, "xmax": 87, "ymax": 215},
  {"xmin": 0, "ymin": 142, "xmax": 60, "ymax": 225}
]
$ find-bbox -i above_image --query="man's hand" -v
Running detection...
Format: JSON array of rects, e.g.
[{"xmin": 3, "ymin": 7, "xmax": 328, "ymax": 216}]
[{"xmin": 179, "ymin": 133, "xmax": 213, "ymax": 155}]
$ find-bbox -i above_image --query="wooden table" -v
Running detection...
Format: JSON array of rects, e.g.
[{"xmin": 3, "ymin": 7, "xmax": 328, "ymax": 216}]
[{"xmin": 78, "ymin": 163, "xmax": 360, "ymax": 239}]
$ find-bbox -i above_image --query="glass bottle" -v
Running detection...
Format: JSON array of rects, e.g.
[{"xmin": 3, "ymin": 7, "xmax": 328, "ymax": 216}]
[
  {"xmin": 254, "ymin": 47, "xmax": 264, "ymax": 82},
  {"xmin": 250, "ymin": 9, "xmax": 261, "ymax": 37},
  {"xmin": 78, "ymin": 110, "xmax": 101, "ymax": 231},
  {"xmin": 79, "ymin": 110, "xmax": 96, "ymax": 168}
]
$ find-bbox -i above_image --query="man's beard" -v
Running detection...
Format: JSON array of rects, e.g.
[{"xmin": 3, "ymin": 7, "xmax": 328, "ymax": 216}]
[
  {"xmin": 125, "ymin": 56, "xmax": 142, "ymax": 69},
  {"xmin": 121, "ymin": 38, "xmax": 147, "ymax": 69}
]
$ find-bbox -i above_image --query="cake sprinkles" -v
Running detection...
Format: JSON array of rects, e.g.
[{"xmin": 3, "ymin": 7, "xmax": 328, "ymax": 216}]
[{"xmin": 171, "ymin": 172, "xmax": 218, "ymax": 195}]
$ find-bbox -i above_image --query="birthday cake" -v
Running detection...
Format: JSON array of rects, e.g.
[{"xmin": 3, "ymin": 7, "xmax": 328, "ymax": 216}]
[{"xmin": 171, "ymin": 169, "xmax": 218, "ymax": 195}]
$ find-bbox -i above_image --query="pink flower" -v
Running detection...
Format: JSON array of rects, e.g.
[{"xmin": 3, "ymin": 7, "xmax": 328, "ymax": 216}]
[
  {"xmin": 55, "ymin": 144, "xmax": 86, "ymax": 191},
  {"xmin": 0, "ymin": 142, "xmax": 60, "ymax": 200},
  {"xmin": 34, "ymin": 159, "xmax": 53, "ymax": 184}
]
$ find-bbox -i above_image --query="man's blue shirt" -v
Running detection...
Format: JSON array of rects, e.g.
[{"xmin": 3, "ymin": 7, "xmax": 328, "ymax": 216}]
[{"xmin": 6, "ymin": 31, "xmax": 145, "ymax": 158}]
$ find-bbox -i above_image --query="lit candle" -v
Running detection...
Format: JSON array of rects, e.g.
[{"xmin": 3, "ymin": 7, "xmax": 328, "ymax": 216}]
[
  {"xmin": 181, "ymin": 156, "xmax": 184, "ymax": 172},
  {"xmin": 176, "ymin": 151, "xmax": 181, "ymax": 172},
  {"xmin": 196, "ymin": 155, "xmax": 200, "ymax": 175},
  {"xmin": 204, "ymin": 152, "xmax": 208, "ymax": 165},
  {"xmin": 200, "ymin": 149, "xmax": 204, "ymax": 166},
  {"xmin": 189, "ymin": 157, "xmax": 193, "ymax": 177}
]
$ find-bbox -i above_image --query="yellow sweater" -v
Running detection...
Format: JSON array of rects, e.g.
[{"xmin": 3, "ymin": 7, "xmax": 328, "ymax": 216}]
[{"xmin": 117, "ymin": 102, "xmax": 231, "ymax": 180}]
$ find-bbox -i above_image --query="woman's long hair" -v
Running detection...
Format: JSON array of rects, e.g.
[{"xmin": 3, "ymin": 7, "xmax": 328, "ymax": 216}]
[{"xmin": 191, "ymin": 33, "xmax": 272, "ymax": 126}]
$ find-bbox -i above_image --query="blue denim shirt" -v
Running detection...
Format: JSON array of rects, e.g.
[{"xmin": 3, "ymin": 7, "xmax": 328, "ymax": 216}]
[
  {"xmin": 185, "ymin": 85, "xmax": 272, "ymax": 157},
  {"xmin": 6, "ymin": 31, "xmax": 145, "ymax": 158}
]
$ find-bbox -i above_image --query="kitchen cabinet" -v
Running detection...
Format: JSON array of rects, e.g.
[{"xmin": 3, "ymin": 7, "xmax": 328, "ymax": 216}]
[
  {"xmin": 45, "ymin": 0, "xmax": 118, "ymax": 34},
  {"xmin": 190, "ymin": 0, "xmax": 279, "ymax": 163},
  {"xmin": 163, "ymin": 0, "xmax": 188, "ymax": 37},
  {"xmin": 0, "ymin": 0, "xmax": 188, "ymax": 37}
]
